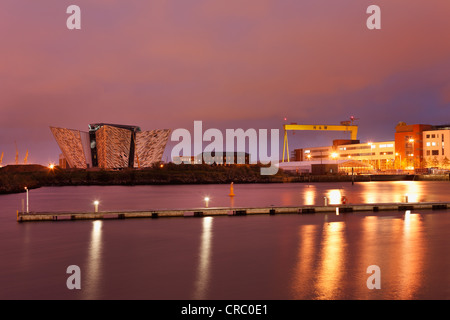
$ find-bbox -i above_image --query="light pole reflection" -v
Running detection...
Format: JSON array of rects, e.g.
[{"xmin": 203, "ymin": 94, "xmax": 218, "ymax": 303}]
[
  {"xmin": 315, "ymin": 222, "xmax": 346, "ymax": 299},
  {"xmin": 291, "ymin": 224, "xmax": 318, "ymax": 299},
  {"xmin": 398, "ymin": 212, "xmax": 424, "ymax": 299},
  {"xmin": 193, "ymin": 217, "xmax": 213, "ymax": 300},
  {"xmin": 85, "ymin": 220, "xmax": 103, "ymax": 299}
]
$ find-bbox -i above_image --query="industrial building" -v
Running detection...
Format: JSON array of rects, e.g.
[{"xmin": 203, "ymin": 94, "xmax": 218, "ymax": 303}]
[
  {"xmin": 281, "ymin": 121, "xmax": 450, "ymax": 173},
  {"xmin": 173, "ymin": 152, "xmax": 250, "ymax": 165},
  {"xmin": 50, "ymin": 123, "xmax": 171, "ymax": 169}
]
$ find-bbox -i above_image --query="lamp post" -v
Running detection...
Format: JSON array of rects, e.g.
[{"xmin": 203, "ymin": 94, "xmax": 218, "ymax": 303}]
[
  {"xmin": 24, "ymin": 187, "xmax": 29, "ymax": 213},
  {"xmin": 204, "ymin": 197, "xmax": 210, "ymax": 208},
  {"xmin": 93, "ymin": 200, "xmax": 99, "ymax": 213}
]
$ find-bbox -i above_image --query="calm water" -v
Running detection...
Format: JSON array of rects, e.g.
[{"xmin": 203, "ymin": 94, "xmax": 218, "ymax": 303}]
[{"xmin": 1, "ymin": 181, "xmax": 450, "ymax": 300}]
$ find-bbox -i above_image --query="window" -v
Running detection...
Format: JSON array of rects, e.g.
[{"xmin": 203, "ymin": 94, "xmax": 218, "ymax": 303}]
[
  {"xmin": 426, "ymin": 134, "xmax": 430, "ymax": 138},
  {"xmin": 426, "ymin": 150, "xmax": 430, "ymax": 156},
  {"xmin": 432, "ymin": 134, "xmax": 436, "ymax": 138},
  {"xmin": 432, "ymin": 142, "xmax": 436, "ymax": 146},
  {"xmin": 432, "ymin": 150, "xmax": 439, "ymax": 155},
  {"xmin": 426, "ymin": 142, "xmax": 431, "ymax": 146}
]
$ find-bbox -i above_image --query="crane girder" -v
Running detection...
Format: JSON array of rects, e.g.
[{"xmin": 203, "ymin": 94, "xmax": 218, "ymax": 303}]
[{"xmin": 282, "ymin": 124, "xmax": 358, "ymax": 162}]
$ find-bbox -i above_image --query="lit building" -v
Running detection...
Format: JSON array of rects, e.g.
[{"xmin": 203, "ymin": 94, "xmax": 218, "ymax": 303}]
[
  {"xmin": 394, "ymin": 122, "xmax": 433, "ymax": 169},
  {"xmin": 293, "ymin": 140, "xmax": 395, "ymax": 171},
  {"xmin": 200, "ymin": 152, "xmax": 250, "ymax": 165},
  {"xmin": 423, "ymin": 125, "xmax": 450, "ymax": 168},
  {"xmin": 172, "ymin": 152, "xmax": 251, "ymax": 165},
  {"xmin": 50, "ymin": 123, "xmax": 171, "ymax": 169},
  {"xmin": 285, "ymin": 121, "xmax": 450, "ymax": 173}
]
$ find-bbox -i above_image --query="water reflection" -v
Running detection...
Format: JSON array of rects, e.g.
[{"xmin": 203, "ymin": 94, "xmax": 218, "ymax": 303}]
[
  {"xmin": 85, "ymin": 220, "xmax": 103, "ymax": 299},
  {"xmin": 193, "ymin": 217, "xmax": 213, "ymax": 300},
  {"xmin": 403, "ymin": 181, "xmax": 421, "ymax": 203},
  {"xmin": 327, "ymin": 190, "xmax": 342, "ymax": 205},
  {"xmin": 291, "ymin": 224, "xmax": 318, "ymax": 299},
  {"xmin": 229, "ymin": 196, "xmax": 235, "ymax": 208},
  {"xmin": 315, "ymin": 221, "xmax": 346, "ymax": 299},
  {"xmin": 398, "ymin": 211, "xmax": 424, "ymax": 299},
  {"xmin": 359, "ymin": 181, "xmax": 424, "ymax": 204},
  {"xmin": 358, "ymin": 216, "xmax": 379, "ymax": 299},
  {"xmin": 304, "ymin": 186, "xmax": 316, "ymax": 206}
]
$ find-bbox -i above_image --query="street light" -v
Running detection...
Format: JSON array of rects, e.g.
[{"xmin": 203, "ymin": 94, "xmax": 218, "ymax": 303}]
[
  {"xmin": 204, "ymin": 197, "xmax": 210, "ymax": 208},
  {"xmin": 93, "ymin": 200, "xmax": 99, "ymax": 212},
  {"xmin": 24, "ymin": 187, "xmax": 29, "ymax": 213}
]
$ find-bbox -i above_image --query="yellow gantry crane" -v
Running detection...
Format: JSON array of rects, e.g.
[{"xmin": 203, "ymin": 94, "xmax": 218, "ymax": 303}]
[{"xmin": 282, "ymin": 118, "xmax": 359, "ymax": 162}]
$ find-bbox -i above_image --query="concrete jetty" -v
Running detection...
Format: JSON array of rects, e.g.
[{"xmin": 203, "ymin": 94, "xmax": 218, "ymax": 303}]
[{"xmin": 16, "ymin": 202, "xmax": 450, "ymax": 222}]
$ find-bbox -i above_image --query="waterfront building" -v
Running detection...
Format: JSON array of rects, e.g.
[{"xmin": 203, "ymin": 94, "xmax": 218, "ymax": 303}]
[
  {"xmin": 423, "ymin": 125, "xmax": 450, "ymax": 169},
  {"xmin": 173, "ymin": 152, "xmax": 251, "ymax": 165},
  {"xmin": 50, "ymin": 123, "xmax": 171, "ymax": 169},
  {"xmin": 286, "ymin": 122, "xmax": 450, "ymax": 172},
  {"xmin": 394, "ymin": 122, "xmax": 433, "ymax": 169},
  {"xmin": 291, "ymin": 140, "xmax": 395, "ymax": 172}
]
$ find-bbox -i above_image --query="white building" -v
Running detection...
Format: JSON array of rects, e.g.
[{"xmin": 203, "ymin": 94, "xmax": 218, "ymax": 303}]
[
  {"xmin": 299, "ymin": 141, "xmax": 395, "ymax": 171},
  {"xmin": 423, "ymin": 128, "xmax": 450, "ymax": 168}
]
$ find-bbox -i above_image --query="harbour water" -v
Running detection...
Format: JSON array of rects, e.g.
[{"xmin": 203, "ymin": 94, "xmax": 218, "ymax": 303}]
[{"xmin": 1, "ymin": 181, "xmax": 450, "ymax": 299}]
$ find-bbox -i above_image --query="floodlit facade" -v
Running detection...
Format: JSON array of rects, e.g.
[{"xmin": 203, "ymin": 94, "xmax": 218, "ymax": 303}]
[
  {"xmin": 51, "ymin": 123, "xmax": 171, "ymax": 169},
  {"xmin": 423, "ymin": 128, "xmax": 450, "ymax": 168},
  {"xmin": 295, "ymin": 141, "xmax": 395, "ymax": 171},
  {"xmin": 286, "ymin": 122, "xmax": 450, "ymax": 172}
]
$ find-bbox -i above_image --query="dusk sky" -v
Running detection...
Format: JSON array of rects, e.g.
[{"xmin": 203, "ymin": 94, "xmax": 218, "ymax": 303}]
[{"xmin": 1, "ymin": 1, "xmax": 449, "ymax": 165}]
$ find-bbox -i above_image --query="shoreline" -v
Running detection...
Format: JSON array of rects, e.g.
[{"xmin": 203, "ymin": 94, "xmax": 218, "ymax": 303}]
[{"xmin": 1, "ymin": 164, "xmax": 449, "ymax": 195}]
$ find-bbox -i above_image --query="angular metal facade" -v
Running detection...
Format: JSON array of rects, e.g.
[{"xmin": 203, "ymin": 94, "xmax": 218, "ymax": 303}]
[
  {"xmin": 95, "ymin": 125, "xmax": 132, "ymax": 169},
  {"xmin": 50, "ymin": 124, "xmax": 171, "ymax": 169},
  {"xmin": 50, "ymin": 127, "xmax": 89, "ymax": 169},
  {"xmin": 134, "ymin": 129, "xmax": 171, "ymax": 168}
]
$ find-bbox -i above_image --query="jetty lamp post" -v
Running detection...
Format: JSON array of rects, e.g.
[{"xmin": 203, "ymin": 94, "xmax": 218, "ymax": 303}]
[
  {"xmin": 93, "ymin": 200, "xmax": 99, "ymax": 213},
  {"xmin": 24, "ymin": 186, "xmax": 29, "ymax": 213},
  {"xmin": 204, "ymin": 197, "xmax": 210, "ymax": 208}
]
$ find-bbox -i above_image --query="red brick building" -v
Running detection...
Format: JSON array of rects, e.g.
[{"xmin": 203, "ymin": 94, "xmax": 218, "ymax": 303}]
[{"xmin": 394, "ymin": 122, "xmax": 433, "ymax": 169}]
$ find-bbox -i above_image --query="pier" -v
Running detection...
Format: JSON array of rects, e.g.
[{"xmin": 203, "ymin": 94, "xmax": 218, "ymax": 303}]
[{"xmin": 16, "ymin": 202, "xmax": 450, "ymax": 222}]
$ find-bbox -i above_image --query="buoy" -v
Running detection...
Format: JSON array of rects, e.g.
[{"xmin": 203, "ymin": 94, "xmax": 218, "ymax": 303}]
[
  {"xmin": 229, "ymin": 182, "xmax": 235, "ymax": 197},
  {"xmin": 341, "ymin": 196, "xmax": 347, "ymax": 204}
]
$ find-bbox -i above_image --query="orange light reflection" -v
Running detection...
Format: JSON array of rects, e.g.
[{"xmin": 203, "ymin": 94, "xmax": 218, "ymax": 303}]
[{"xmin": 315, "ymin": 222, "xmax": 346, "ymax": 299}]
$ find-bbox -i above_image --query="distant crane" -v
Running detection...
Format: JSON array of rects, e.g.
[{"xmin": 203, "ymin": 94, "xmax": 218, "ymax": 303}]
[
  {"xmin": 0, "ymin": 152, "xmax": 3, "ymax": 166},
  {"xmin": 24, "ymin": 150, "xmax": 28, "ymax": 164},
  {"xmin": 282, "ymin": 117, "xmax": 359, "ymax": 162},
  {"xmin": 340, "ymin": 116, "xmax": 359, "ymax": 126},
  {"xmin": 14, "ymin": 141, "xmax": 19, "ymax": 165}
]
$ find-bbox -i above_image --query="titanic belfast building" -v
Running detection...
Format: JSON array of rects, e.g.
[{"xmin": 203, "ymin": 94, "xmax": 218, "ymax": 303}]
[{"xmin": 50, "ymin": 123, "xmax": 171, "ymax": 169}]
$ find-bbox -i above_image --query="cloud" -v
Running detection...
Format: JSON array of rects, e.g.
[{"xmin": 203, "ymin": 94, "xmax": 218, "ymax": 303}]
[{"xmin": 1, "ymin": 0, "xmax": 450, "ymax": 164}]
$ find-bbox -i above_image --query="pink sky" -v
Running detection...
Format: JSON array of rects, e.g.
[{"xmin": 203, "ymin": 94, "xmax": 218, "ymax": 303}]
[{"xmin": 1, "ymin": 1, "xmax": 449, "ymax": 165}]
